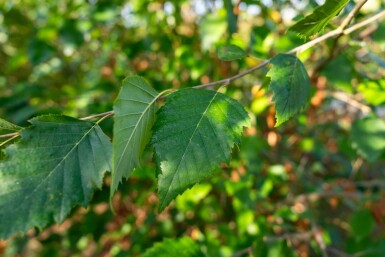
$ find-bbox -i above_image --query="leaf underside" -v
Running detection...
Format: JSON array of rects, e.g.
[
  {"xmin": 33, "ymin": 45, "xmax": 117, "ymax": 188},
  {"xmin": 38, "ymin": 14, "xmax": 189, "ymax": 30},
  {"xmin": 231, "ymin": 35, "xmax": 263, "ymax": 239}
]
[
  {"xmin": 111, "ymin": 76, "xmax": 159, "ymax": 196},
  {"xmin": 152, "ymin": 88, "xmax": 250, "ymax": 211},
  {"xmin": 140, "ymin": 237, "xmax": 203, "ymax": 257},
  {"xmin": 289, "ymin": 0, "xmax": 349, "ymax": 38},
  {"xmin": 351, "ymin": 117, "xmax": 385, "ymax": 162},
  {"xmin": 0, "ymin": 115, "xmax": 112, "ymax": 239},
  {"xmin": 267, "ymin": 54, "xmax": 310, "ymax": 127}
]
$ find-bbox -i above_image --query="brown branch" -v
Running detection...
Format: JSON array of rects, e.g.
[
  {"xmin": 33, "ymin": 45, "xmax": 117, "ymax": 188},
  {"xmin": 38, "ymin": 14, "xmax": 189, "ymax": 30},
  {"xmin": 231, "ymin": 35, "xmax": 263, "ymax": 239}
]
[
  {"xmin": 80, "ymin": 111, "xmax": 115, "ymax": 121},
  {"xmin": 194, "ymin": 60, "xmax": 270, "ymax": 89},
  {"xmin": 0, "ymin": 134, "xmax": 19, "ymax": 147},
  {"xmin": 0, "ymin": 132, "xmax": 18, "ymax": 139},
  {"xmin": 6, "ymin": 5, "xmax": 383, "ymax": 125},
  {"xmin": 312, "ymin": 223, "xmax": 329, "ymax": 257},
  {"xmin": 311, "ymin": 0, "xmax": 368, "ymax": 77},
  {"xmin": 345, "ymin": 10, "xmax": 385, "ymax": 35},
  {"xmin": 339, "ymin": 0, "xmax": 368, "ymax": 30},
  {"xmin": 231, "ymin": 246, "xmax": 254, "ymax": 257}
]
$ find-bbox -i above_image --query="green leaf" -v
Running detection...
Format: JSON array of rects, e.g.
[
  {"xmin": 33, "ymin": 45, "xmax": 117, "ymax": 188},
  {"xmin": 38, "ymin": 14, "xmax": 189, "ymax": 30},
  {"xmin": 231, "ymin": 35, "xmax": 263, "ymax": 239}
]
[
  {"xmin": 0, "ymin": 115, "xmax": 112, "ymax": 239},
  {"xmin": 288, "ymin": 0, "xmax": 349, "ymax": 38},
  {"xmin": 152, "ymin": 88, "xmax": 250, "ymax": 211},
  {"xmin": 0, "ymin": 118, "xmax": 22, "ymax": 132},
  {"xmin": 217, "ymin": 44, "xmax": 247, "ymax": 61},
  {"xmin": 349, "ymin": 209, "xmax": 375, "ymax": 238},
  {"xmin": 351, "ymin": 117, "xmax": 385, "ymax": 162},
  {"xmin": 111, "ymin": 76, "xmax": 159, "ymax": 195},
  {"xmin": 266, "ymin": 54, "xmax": 310, "ymax": 127},
  {"xmin": 358, "ymin": 80, "xmax": 385, "ymax": 106},
  {"xmin": 140, "ymin": 237, "xmax": 203, "ymax": 257}
]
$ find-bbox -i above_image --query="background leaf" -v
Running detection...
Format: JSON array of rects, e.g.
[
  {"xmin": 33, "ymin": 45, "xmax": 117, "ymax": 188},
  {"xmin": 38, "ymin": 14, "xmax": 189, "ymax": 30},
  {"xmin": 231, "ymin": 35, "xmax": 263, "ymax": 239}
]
[
  {"xmin": 266, "ymin": 54, "xmax": 310, "ymax": 126},
  {"xmin": 111, "ymin": 76, "xmax": 159, "ymax": 195},
  {"xmin": 217, "ymin": 44, "xmax": 247, "ymax": 61},
  {"xmin": 140, "ymin": 237, "xmax": 203, "ymax": 257},
  {"xmin": 288, "ymin": 0, "xmax": 349, "ymax": 38},
  {"xmin": 0, "ymin": 118, "xmax": 22, "ymax": 132},
  {"xmin": 349, "ymin": 209, "xmax": 375, "ymax": 239},
  {"xmin": 351, "ymin": 117, "xmax": 385, "ymax": 162},
  {"xmin": 152, "ymin": 88, "xmax": 250, "ymax": 211},
  {"xmin": 0, "ymin": 115, "xmax": 112, "ymax": 238}
]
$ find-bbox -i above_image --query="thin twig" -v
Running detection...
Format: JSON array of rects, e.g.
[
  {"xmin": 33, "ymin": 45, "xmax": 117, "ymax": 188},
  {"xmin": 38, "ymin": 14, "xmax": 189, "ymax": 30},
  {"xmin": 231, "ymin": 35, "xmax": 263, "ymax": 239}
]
[
  {"xmin": 231, "ymin": 246, "xmax": 254, "ymax": 257},
  {"xmin": 5, "ymin": 6, "xmax": 382, "ymax": 125},
  {"xmin": 263, "ymin": 231, "xmax": 313, "ymax": 242},
  {"xmin": 194, "ymin": 60, "xmax": 270, "ymax": 89},
  {"xmin": 327, "ymin": 247, "xmax": 354, "ymax": 257},
  {"xmin": 80, "ymin": 111, "xmax": 115, "ymax": 121},
  {"xmin": 0, "ymin": 132, "xmax": 18, "ymax": 139},
  {"xmin": 345, "ymin": 10, "xmax": 385, "ymax": 35},
  {"xmin": 331, "ymin": 91, "xmax": 371, "ymax": 115},
  {"xmin": 312, "ymin": 223, "xmax": 329, "ymax": 257},
  {"xmin": 339, "ymin": 0, "xmax": 368, "ymax": 30},
  {"xmin": 311, "ymin": 0, "xmax": 368, "ymax": 76},
  {"xmin": 0, "ymin": 134, "xmax": 19, "ymax": 147},
  {"xmin": 199, "ymin": 5, "xmax": 385, "ymax": 90}
]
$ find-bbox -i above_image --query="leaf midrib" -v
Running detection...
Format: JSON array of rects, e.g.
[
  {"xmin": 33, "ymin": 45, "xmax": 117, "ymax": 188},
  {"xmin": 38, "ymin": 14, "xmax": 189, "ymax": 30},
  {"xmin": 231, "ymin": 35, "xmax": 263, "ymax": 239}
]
[
  {"xmin": 114, "ymin": 82, "xmax": 159, "ymax": 173},
  {"xmin": 7, "ymin": 120, "xmax": 100, "ymax": 220},
  {"xmin": 160, "ymin": 90, "xmax": 220, "ymax": 208}
]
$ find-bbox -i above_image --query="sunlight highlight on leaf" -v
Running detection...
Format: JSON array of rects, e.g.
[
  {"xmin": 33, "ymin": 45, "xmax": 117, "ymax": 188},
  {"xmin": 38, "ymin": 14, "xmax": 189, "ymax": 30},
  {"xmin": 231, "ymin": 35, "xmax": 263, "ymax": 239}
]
[{"xmin": 152, "ymin": 88, "xmax": 250, "ymax": 211}]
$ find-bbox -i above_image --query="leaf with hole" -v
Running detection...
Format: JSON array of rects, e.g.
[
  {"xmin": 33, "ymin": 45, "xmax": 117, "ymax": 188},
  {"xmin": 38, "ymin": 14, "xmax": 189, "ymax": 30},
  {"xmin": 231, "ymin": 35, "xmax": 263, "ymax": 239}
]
[
  {"xmin": 266, "ymin": 54, "xmax": 310, "ymax": 127},
  {"xmin": 152, "ymin": 88, "xmax": 250, "ymax": 211},
  {"xmin": 0, "ymin": 115, "xmax": 112, "ymax": 239},
  {"xmin": 217, "ymin": 44, "xmax": 247, "ymax": 61},
  {"xmin": 288, "ymin": 0, "xmax": 349, "ymax": 38},
  {"xmin": 111, "ymin": 76, "xmax": 159, "ymax": 196}
]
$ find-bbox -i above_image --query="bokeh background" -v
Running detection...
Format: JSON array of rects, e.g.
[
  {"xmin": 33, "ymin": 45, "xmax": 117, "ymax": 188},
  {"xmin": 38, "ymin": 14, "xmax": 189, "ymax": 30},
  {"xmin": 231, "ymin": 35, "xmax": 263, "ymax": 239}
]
[{"xmin": 1, "ymin": 0, "xmax": 385, "ymax": 256}]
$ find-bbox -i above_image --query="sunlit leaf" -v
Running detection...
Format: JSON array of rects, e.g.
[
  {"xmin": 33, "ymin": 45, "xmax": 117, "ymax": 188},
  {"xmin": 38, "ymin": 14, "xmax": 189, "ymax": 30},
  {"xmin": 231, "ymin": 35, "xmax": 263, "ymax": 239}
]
[
  {"xmin": 111, "ymin": 76, "xmax": 159, "ymax": 196},
  {"xmin": 140, "ymin": 237, "xmax": 203, "ymax": 257},
  {"xmin": 289, "ymin": 0, "xmax": 349, "ymax": 38},
  {"xmin": 0, "ymin": 118, "xmax": 22, "ymax": 132},
  {"xmin": 351, "ymin": 117, "xmax": 385, "ymax": 162},
  {"xmin": 0, "ymin": 115, "xmax": 112, "ymax": 238},
  {"xmin": 266, "ymin": 54, "xmax": 310, "ymax": 126},
  {"xmin": 217, "ymin": 44, "xmax": 247, "ymax": 61},
  {"xmin": 152, "ymin": 88, "xmax": 250, "ymax": 211}
]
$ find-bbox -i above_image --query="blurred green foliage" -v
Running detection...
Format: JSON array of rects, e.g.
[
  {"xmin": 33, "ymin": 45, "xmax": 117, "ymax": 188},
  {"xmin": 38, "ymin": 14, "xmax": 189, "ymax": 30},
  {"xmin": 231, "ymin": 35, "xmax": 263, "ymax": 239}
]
[{"xmin": 1, "ymin": 0, "xmax": 385, "ymax": 256}]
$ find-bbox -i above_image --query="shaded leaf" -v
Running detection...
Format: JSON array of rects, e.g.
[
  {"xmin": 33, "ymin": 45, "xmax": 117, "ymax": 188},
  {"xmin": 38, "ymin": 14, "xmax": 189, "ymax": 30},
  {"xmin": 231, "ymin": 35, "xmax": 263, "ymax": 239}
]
[
  {"xmin": 217, "ymin": 44, "xmax": 247, "ymax": 61},
  {"xmin": 140, "ymin": 237, "xmax": 203, "ymax": 257},
  {"xmin": 111, "ymin": 76, "xmax": 159, "ymax": 195},
  {"xmin": 351, "ymin": 117, "xmax": 385, "ymax": 162},
  {"xmin": 266, "ymin": 54, "xmax": 310, "ymax": 126},
  {"xmin": 349, "ymin": 209, "xmax": 375, "ymax": 238},
  {"xmin": 0, "ymin": 115, "xmax": 112, "ymax": 239},
  {"xmin": 0, "ymin": 118, "xmax": 22, "ymax": 132},
  {"xmin": 152, "ymin": 88, "xmax": 250, "ymax": 211},
  {"xmin": 289, "ymin": 0, "xmax": 349, "ymax": 38}
]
